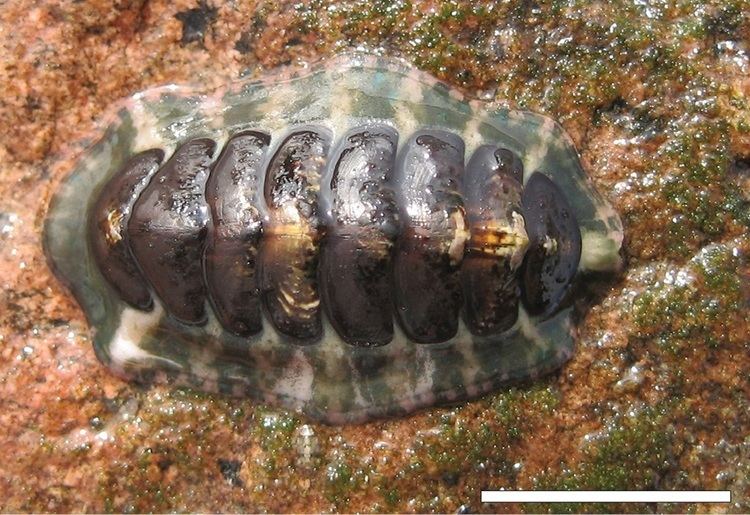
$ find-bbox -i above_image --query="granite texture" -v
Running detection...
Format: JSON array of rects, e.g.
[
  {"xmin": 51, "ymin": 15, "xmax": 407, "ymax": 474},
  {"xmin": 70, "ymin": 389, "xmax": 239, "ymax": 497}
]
[{"xmin": 0, "ymin": 0, "xmax": 748, "ymax": 512}]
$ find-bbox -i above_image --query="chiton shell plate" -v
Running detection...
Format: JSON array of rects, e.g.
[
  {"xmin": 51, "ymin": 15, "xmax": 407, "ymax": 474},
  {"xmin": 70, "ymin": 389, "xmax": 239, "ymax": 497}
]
[{"xmin": 44, "ymin": 54, "xmax": 623, "ymax": 423}]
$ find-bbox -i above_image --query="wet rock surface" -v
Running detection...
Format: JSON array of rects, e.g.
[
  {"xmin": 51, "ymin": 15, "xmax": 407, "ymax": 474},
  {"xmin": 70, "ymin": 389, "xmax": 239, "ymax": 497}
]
[{"xmin": 1, "ymin": 0, "xmax": 748, "ymax": 512}]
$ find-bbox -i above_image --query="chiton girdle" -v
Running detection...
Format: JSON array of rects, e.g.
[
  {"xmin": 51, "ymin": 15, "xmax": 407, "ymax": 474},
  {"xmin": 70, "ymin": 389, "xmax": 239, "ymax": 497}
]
[{"xmin": 45, "ymin": 55, "xmax": 623, "ymax": 423}]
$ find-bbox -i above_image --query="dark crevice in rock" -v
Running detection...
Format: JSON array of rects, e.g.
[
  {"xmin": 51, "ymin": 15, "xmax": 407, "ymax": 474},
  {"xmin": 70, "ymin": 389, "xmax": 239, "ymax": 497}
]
[
  {"xmin": 217, "ymin": 459, "xmax": 244, "ymax": 487},
  {"xmin": 175, "ymin": 1, "xmax": 218, "ymax": 46}
]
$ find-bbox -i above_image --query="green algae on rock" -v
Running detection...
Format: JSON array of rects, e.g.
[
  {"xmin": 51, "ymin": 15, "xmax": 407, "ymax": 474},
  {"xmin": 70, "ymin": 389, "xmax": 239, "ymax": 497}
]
[{"xmin": 44, "ymin": 54, "xmax": 622, "ymax": 423}]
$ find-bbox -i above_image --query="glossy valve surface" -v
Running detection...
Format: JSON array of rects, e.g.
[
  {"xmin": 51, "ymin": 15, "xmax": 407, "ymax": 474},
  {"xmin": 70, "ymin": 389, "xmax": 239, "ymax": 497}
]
[{"xmin": 89, "ymin": 124, "xmax": 581, "ymax": 346}]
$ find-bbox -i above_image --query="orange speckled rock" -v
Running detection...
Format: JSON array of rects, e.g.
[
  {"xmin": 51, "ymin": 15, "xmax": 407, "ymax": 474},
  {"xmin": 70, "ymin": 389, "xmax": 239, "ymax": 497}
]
[{"xmin": 1, "ymin": 0, "xmax": 749, "ymax": 512}]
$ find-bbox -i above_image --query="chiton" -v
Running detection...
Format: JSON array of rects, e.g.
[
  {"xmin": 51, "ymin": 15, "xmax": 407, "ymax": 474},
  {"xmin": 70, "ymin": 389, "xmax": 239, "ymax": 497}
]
[{"xmin": 45, "ymin": 54, "xmax": 623, "ymax": 423}]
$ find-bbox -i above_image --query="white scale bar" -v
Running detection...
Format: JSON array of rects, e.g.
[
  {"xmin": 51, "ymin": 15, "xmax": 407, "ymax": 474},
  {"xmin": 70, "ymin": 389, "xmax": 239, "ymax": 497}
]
[{"xmin": 481, "ymin": 491, "xmax": 731, "ymax": 503}]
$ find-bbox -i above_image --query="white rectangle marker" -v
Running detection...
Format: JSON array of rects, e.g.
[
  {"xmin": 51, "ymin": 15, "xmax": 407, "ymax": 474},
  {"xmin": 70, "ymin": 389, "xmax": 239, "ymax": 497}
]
[{"xmin": 481, "ymin": 490, "xmax": 731, "ymax": 503}]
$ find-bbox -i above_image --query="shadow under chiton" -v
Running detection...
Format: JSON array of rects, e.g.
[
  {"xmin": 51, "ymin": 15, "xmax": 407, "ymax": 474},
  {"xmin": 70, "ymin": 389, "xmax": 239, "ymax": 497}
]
[{"xmin": 44, "ymin": 54, "xmax": 623, "ymax": 424}]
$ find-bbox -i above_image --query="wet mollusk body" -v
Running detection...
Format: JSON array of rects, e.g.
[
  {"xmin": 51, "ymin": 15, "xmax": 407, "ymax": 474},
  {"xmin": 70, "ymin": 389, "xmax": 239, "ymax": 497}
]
[{"xmin": 45, "ymin": 55, "xmax": 623, "ymax": 423}]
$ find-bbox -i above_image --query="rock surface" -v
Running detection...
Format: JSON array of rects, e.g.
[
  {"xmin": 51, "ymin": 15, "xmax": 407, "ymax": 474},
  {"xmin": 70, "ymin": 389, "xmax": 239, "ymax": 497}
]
[{"xmin": 1, "ymin": 0, "xmax": 748, "ymax": 512}]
